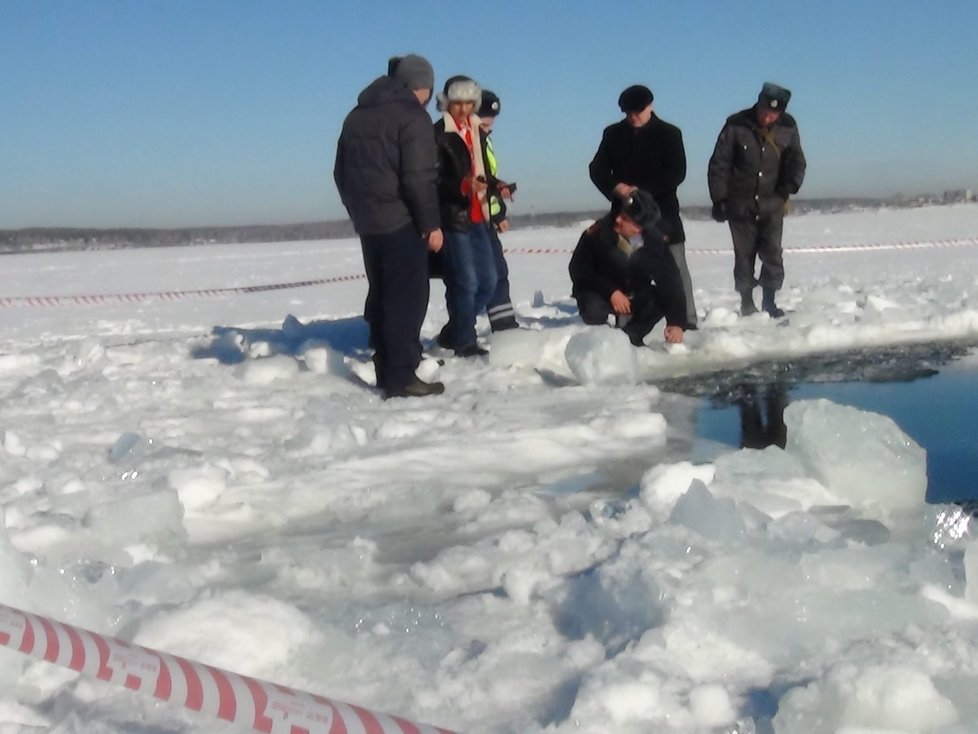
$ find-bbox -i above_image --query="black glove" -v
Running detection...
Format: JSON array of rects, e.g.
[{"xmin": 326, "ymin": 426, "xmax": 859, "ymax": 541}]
[{"xmin": 711, "ymin": 200, "xmax": 727, "ymax": 223}]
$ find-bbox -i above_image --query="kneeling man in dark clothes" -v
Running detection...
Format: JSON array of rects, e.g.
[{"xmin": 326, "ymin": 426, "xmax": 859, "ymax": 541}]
[{"xmin": 569, "ymin": 190, "xmax": 686, "ymax": 347}]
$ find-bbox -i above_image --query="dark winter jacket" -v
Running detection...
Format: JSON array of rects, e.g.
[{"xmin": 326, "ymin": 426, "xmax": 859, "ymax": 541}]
[
  {"xmin": 568, "ymin": 216, "xmax": 686, "ymax": 327},
  {"xmin": 589, "ymin": 115, "xmax": 688, "ymax": 243},
  {"xmin": 433, "ymin": 117, "xmax": 496, "ymax": 232},
  {"xmin": 707, "ymin": 106, "xmax": 807, "ymax": 221},
  {"xmin": 334, "ymin": 76, "xmax": 440, "ymax": 237}
]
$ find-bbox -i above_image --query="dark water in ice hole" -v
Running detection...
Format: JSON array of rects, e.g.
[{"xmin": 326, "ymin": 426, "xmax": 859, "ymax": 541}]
[{"xmin": 652, "ymin": 341, "xmax": 978, "ymax": 506}]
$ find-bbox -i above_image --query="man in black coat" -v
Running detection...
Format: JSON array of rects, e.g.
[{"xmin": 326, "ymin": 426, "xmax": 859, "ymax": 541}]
[
  {"xmin": 708, "ymin": 82, "xmax": 807, "ymax": 318},
  {"xmin": 569, "ymin": 190, "xmax": 686, "ymax": 347},
  {"xmin": 334, "ymin": 54, "xmax": 445, "ymax": 399},
  {"xmin": 589, "ymin": 85, "xmax": 698, "ymax": 329}
]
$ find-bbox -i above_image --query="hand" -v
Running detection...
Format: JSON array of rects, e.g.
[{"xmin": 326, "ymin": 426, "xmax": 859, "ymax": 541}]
[
  {"xmin": 470, "ymin": 175, "xmax": 489, "ymax": 194},
  {"xmin": 711, "ymin": 200, "xmax": 727, "ymax": 223},
  {"xmin": 609, "ymin": 290, "xmax": 632, "ymax": 315},
  {"xmin": 497, "ymin": 219, "xmax": 510, "ymax": 233},
  {"xmin": 613, "ymin": 183, "xmax": 636, "ymax": 199},
  {"xmin": 498, "ymin": 185, "xmax": 513, "ymax": 200},
  {"xmin": 664, "ymin": 325, "xmax": 684, "ymax": 344},
  {"xmin": 426, "ymin": 228, "xmax": 444, "ymax": 253}
]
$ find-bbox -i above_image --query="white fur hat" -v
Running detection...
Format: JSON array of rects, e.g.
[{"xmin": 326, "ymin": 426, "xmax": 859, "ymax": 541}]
[{"xmin": 436, "ymin": 75, "xmax": 482, "ymax": 112}]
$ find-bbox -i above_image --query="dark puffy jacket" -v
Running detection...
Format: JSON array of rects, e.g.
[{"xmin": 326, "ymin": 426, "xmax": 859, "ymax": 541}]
[
  {"xmin": 707, "ymin": 106, "xmax": 807, "ymax": 220},
  {"xmin": 568, "ymin": 216, "xmax": 686, "ymax": 327},
  {"xmin": 589, "ymin": 115, "xmax": 687, "ymax": 243},
  {"xmin": 334, "ymin": 76, "xmax": 439, "ymax": 236}
]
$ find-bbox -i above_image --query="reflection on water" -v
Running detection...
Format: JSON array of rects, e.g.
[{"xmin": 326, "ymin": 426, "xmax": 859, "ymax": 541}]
[
  {"xmin": 655, "ymin": 342, "xmax": 978, "ymax": 504},
  {"xmin": 736, "ymin": 384, "xmax": 787, "ymax": 450}
]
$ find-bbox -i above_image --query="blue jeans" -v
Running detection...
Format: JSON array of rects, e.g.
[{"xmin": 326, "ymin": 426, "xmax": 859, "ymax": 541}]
[{"xmin": 441, "ymin": 223, "xmax": 497, "ymax": 349}]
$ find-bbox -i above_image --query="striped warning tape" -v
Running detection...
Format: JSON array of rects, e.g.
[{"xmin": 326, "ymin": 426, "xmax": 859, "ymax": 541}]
[
  {"xmin": 2, "ymin": 236, "xmax": 977, "ymax": 308},
  {"xmin": 685, "ymin": 235, "xmax": 978, "ymax": 256},
  {"xmin": 0, "ymin": 274, "xmax": 367, "ymax": 309},
  {"xmin": 503, "ymin": 235, "xmax": 978, "ymax": 256},
  {"xmin": 0, "ymin": 602, "xmax": 456, "ymax": 734}
]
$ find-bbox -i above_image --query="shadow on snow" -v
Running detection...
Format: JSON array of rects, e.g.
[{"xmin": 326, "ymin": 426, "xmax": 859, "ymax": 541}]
[{"xmin": 190, "ymin": 314, "xmax": 371, "ymax": 365}]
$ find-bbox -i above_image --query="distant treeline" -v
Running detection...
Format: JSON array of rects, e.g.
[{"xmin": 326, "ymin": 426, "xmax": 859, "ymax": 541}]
[
  {"xmin": 0, "ymin": 221, "xmax": 357, "ymax": 254},
  {"xmin": 2, "ymin": 192, "xmax": 973, "ymax": 255}
]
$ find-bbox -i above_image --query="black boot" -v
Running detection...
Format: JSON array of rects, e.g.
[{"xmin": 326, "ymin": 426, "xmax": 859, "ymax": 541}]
[
  {"xmin": 489, "ymin": 318, "xmax": 519, "ymax": 333},
  {"xmin": 383, "ymin": 377, "xmax": 446, "ymax": 400},
  {"xmin": 761, "ymin": 287, "xmax": 785, "ymax": 318},
  {"xmin": 739, "ymin": 289, "xmax": 758, "ymax": 316},
  {"xmin": 622, "ymin": 320, "xmax": 652, "ymax": 347},
  {"xmin": 435, "ymin": 326, "xmax": 456, "ymax": 351}
]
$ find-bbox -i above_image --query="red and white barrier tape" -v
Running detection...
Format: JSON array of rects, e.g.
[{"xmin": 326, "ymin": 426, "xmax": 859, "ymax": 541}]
[
  {"xmin": 3, "ymin": 236, "xmax": 978, "ymax": 309},
  {"xmin": 0, "ymin": 602, "xmax": 456, "ymax": 734},
  {"xmin": 0, "ymin": 274, "xmax": 366, "ymax": 309},
  {"xmin": 682, "ymin": 235, "xmax": 978, "ymax": 256},
  {"xmin": 503, "ymin": 235, "xmax": 978, "ymax": 256}
]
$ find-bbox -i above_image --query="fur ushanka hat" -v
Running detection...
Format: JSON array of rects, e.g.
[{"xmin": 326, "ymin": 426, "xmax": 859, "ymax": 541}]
[{"xmin": 436, "ymin": 75, "xmax": 482, "ymax": 112}]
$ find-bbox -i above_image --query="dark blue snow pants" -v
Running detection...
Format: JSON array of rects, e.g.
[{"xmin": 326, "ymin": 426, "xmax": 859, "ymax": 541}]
[{"xmin": 360, "ymin": 224, "xmax": 430, "ymax": 391}]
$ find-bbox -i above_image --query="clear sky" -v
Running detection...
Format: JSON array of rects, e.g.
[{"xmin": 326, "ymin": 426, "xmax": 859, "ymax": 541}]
[{"xmin": 3, "ymin": 0, "xmax": 977, "ymax": 229}]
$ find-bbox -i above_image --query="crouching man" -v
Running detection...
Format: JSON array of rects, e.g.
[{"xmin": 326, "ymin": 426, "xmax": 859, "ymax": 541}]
[{"xmin": 569, "ymin": 189, "xmax": 686, "ymax": 347}]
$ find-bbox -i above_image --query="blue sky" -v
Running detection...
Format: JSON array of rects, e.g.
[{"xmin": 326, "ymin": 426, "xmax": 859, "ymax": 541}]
[{"xmin": 2, "ymin": 0, "xmax": 977, "ymax": 229}]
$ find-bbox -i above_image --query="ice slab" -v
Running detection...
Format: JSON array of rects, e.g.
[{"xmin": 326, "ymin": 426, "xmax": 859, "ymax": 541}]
[
  {"xmin": 565, "ymin": 328, "xmax": 638, "ymax": 386},
  {"xmin": 783, "ymin": 399, "xmax": 926, "ymax": 514}
]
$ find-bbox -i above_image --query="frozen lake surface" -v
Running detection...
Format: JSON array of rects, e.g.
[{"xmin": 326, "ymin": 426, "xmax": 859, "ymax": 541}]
[{"xmin": 4, "ymin": 205, "xmax": 978, "ymax": 733}]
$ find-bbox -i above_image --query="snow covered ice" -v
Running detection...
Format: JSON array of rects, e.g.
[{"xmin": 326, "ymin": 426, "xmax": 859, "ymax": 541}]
[{"xmin": 3, "ymin": 205, "xmax": 978, "ymax": 732}]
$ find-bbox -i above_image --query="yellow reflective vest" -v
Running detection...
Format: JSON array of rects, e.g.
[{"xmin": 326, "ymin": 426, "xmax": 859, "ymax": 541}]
[{"xmin": 485, "ymin": 136, "xmax": 504, "ymax": 219}]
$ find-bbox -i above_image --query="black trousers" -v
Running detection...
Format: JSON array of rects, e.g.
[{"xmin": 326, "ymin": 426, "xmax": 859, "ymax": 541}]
[
  {"xmin": 728, "ymin": 210, "xmax": 785, "ymax": 293},
  {"xmin": 574, "ymin": 288, "xmax": 665, "ymax": 346},
  {"xmin": 360, "ymin": 225, "xmax": 429, "ymax": 390},
  {"xmin": 574, "ymin": 290, "xmax": 614, "ymax": 325}
]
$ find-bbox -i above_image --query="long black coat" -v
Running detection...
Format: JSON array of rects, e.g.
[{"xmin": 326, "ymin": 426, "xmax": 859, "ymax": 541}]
[
  {"xmin": 707, "ymin": 106, "xmax": 807, "ymax": 221},
  {"xmin": 589, "ymin": 115, "xmax": 687, "ymax": 244},
  {"xmin": 568, "ymin": 216, "xmax": 687, "ymax": 327},
  {"xmin": 334, "ymin": 76, "xmax": 440, "ymax": 237}
]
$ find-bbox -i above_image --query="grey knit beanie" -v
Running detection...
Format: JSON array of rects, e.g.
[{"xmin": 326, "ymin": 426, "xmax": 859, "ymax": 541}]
[{"xmin": 388, "ymin": 54, "xmax": 435, "ymax": 93}]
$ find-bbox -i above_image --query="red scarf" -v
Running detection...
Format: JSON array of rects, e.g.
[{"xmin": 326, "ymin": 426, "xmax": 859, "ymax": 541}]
[{"xmin": 455, "ymin": 117, "xmax": 484, "ymax": 224}]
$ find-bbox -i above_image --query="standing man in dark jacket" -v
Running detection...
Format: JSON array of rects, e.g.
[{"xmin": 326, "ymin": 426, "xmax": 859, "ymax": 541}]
[
  {"xmin": 708, "ymin": 82, "xmax": 807, "ymax": 318},
  {"xmin": 334, "ymin": 54, "xmax": 445, "ymax": 399},
  {"xmin": 569, "ymin": 189, "xmax": 686, "ymax": 347},
  {"xmin": 589, "ymin": 85, "xmax": 698, "ymax": 330}
]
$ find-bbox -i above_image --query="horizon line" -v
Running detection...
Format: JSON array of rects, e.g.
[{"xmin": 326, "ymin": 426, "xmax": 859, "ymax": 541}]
[{"xmin": 4, "ymin": 192, "xmax": 976, "ymax": 235}]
